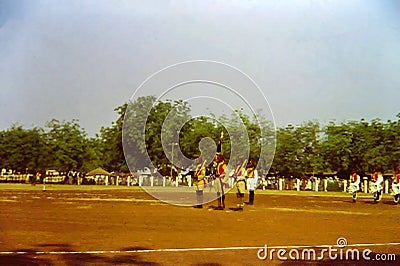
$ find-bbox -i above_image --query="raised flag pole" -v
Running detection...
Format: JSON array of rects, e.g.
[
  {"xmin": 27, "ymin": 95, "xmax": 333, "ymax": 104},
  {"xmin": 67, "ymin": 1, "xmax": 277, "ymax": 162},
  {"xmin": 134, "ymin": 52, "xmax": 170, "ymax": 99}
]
[
  {"xmin": 217, "ymin": 131, "xmax": 224, "ymax": 153},
  {"xmin": 217, "ymin": 131, "xmax": 225, "ymax": 209}
]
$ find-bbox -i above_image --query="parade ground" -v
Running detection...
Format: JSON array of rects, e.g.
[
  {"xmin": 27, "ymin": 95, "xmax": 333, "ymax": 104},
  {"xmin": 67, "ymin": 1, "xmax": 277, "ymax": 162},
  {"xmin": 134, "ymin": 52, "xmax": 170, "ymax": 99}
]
[{"xmin": 1, "ymin": 184, "xmax": 399, "ymax": 265}]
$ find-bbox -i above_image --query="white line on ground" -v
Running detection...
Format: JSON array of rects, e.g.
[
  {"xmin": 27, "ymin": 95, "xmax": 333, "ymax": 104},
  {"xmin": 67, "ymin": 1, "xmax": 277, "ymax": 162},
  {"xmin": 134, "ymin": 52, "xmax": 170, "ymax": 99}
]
[
  {"xmin": 264, "ymin": 207, "xmax": 371, "ymax": 215},
  {"xmin": 1, "ymin": 242, "xmax": 399, "ymax": 255}
]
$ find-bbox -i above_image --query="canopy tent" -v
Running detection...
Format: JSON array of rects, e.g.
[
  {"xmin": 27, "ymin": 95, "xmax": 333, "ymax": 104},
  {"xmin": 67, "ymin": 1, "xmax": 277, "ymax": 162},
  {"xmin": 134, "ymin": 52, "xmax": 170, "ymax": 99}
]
[{"xmin": 86, "ymin": 167, "xmax": 111, "ymax": 176}]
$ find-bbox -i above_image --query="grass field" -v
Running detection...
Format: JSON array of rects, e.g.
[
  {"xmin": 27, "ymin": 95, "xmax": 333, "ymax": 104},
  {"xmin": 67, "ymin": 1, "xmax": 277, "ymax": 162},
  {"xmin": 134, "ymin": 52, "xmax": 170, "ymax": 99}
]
[{"xmin": 1, "ymin": 184, "xmax": 399, "ymax": 265}]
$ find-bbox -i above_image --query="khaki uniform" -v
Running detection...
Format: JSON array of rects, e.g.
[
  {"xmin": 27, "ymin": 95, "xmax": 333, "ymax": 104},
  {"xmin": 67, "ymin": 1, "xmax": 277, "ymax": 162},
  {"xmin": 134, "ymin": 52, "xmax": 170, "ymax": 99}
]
[
  {"xmin": 235, "ymin": 167, "xmax": 247, "ymax": 210},
  {"xmin": 235, "ymin": 168, "xmax": 247, "ymax": 194},
  {"xmin": 194, "ymin": 166, "xmax": 206, "ymax": 208},
  {"xmin": 194, "ymin": 167, "xmax": 206, "ymax": 191}
]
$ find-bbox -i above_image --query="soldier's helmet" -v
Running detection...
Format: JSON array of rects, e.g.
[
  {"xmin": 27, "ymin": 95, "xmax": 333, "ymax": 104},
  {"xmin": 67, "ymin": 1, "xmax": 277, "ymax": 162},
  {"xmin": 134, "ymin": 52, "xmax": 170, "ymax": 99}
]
[{"xmin": 214, "ymin": 153, "xmax": 224, "ymax": 162}]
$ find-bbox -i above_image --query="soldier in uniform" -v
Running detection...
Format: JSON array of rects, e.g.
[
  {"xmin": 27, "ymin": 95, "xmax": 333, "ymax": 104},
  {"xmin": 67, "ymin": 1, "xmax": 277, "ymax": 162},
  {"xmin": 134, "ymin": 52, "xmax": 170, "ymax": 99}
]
[
  {"xmin": 392, "ymin": 168, "xmax": 400, "ymax": 204},
  {"xmin": 213, "ymin": 153, "xmax": 227, "ymax": 210},
  {"xmin": 193, "ymin": 158, "xmax": 206, "ymax": 208},
  {"xmin": 234, "ymin": 158, "xmax": 247, "ymax": 211},
  {"xmin": 349, "ymin": 168, "xmax": 361, "ymax": 203},
  {"xmin": 246, "ymin": 159, "xmax": 259, "ymax": 205},
  {"xmin": 370, "ymin": 168, "xmax": 384, "ymax": 202}
]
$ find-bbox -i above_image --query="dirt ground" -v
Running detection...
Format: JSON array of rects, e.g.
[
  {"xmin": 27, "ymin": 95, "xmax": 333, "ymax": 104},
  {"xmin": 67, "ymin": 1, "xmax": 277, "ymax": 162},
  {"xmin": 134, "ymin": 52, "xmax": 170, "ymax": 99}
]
[{"xmin": 0, "ymin": 185, "xmax": 399, "ymax": 265}]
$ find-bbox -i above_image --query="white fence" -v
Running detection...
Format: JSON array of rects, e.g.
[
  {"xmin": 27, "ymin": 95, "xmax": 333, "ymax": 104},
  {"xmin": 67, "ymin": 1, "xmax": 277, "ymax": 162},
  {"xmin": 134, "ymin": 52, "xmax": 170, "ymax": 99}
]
[{"xmin": 0, "ymin": 170, "xmax": 397, "ymax": 195}]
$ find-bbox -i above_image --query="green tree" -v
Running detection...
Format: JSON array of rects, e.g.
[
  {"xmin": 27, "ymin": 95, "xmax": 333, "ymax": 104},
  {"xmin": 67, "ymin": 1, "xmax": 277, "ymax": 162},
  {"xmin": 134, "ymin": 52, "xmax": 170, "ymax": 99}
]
[
  {"xmin": 123, "ymin": 96, "xmax": 192, "ymax": 176},
  {"xmin": 45, "ymin": 119, "xmax": 87, "ymax": 172},
  {"xmin": 81, "ymin": 136, "xmax": 104, "ymax": 172},
  {"xmin": 0, "ymin": 125, "xmax": 46, "ymax": 173},
  {"xmin": 97, "ymin": 104, "xmax": 128, "ymax": 172},
  {"xmin": 385, "ymin": 115, "xmax": 400, "ymax": 171},
  {"xmin": 179, "ymin": 116, "xmax": 219, "ymax": 165},
  {"xmin": 319, "ymin": 122, "xmax": 353, "ymax": 173}
]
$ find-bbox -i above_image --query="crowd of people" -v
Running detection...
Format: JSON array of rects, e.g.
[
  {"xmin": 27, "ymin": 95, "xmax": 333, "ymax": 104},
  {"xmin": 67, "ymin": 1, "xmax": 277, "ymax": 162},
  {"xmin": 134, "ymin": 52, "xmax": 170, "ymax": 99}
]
[{"xmin": 2, "ymin": 157, "xmax": 400, "ymax": 208}]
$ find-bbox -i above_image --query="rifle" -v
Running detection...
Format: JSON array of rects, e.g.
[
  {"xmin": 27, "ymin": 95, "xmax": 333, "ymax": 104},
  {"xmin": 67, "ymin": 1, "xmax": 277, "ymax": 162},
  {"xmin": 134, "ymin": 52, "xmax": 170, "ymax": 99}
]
[
  {"xmin": 194, "ymin": 160, "xmax": 207, "ymax": 178},
  {"xmin": 237, "ymin": 159, "xmax": 248, "ymax": 190},
  {"xmin": 217, "ymin": 131, "xmax": 223, "ymax": 153},
  {"xmin": 233, "ymin": 159, "xmax": 248, "ymax": 180}
]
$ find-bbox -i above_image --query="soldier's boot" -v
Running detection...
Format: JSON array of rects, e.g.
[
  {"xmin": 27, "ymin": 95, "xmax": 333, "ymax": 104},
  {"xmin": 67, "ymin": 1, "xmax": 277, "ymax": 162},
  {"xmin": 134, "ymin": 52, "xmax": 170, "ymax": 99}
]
[
  {"xmin": 215, "ymin": 192, "xmax": 223, "ymax": 210},
  {"xmin": 199, "ymin": 190, "xmax": 204, "ymax": 208},
  {"xmin": 195, "ymin": 190, "xmax": 203, "ymax": 208},
  {"xmin": 394, "ymin": 194, "xmax": 399, "ymax": 204},
  {"xmin": 236, "ymin": 193, "xmax": 240, "ymax": 208},
  {"xmin": 221, "ymin": 194, "xmax": 225, "ymax": 209},
  {"xmin": 249, "ymin": 191, "xmax": 255, "ymax": 205},
  {"xmin": 237, "ymin": 193, "xmax": 244, "ymax": 211},
  {"xmin": 217, "ymin": 192, "xmax": 221, "ymax": 207}
]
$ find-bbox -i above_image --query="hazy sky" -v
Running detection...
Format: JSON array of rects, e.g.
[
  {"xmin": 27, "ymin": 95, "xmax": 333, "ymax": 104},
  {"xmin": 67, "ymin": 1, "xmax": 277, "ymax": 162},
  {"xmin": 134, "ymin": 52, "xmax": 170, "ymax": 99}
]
[{"xmin": 1, "ymin": 0, "xmax": 399, "ymax": 136}]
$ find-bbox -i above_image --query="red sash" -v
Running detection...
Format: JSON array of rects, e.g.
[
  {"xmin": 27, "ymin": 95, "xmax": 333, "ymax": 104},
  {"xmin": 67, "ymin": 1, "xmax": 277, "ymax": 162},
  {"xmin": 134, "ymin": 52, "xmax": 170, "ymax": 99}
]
[{"xmin": 217, "ymin": 162, "xmax": 226, "ymax": 176}]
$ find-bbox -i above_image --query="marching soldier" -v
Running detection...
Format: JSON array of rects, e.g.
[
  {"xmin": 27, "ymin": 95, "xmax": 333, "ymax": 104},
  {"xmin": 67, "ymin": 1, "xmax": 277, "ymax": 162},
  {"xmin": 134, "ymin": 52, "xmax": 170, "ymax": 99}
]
[
  {"xmin": 234, "ymin": 158, "xmax": 247, "ymax": 211},
  {"xmin": 246, "ymin": 159, "xmax": 258, "ymax": 205},
  {"xmin": 211, "ymin": 131, "xmax": 228, "ymax": 210},
  {"xmin": 193, "ymin": 158, "xmax": 206, "ymax": 208},
  {"xmin": 213, "ymin": 153, "xmax": 227, "ymax": 210},
  {"xmin": 349, "ymin": 168, "xmax": 361, "ymax": 202},
  {"xmin": 392, "ymin": 168, "xmax": 400, "ymax": 204},
  {"xmin": 370, "ymin": 168, "xmax": 384, "ymax": 202}
]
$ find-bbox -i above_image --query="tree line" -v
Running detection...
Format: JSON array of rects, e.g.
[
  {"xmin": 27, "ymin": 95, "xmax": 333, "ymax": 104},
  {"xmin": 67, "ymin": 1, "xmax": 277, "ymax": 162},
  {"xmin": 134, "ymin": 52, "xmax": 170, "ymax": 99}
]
[{"xmin": 0, "ymin": 95, "xmax": 399, "ymax": 178}]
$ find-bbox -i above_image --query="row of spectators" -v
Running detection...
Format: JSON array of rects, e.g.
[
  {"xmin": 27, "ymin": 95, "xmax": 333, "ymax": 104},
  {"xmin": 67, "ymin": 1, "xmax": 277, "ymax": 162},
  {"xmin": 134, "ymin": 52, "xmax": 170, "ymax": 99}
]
[{"xmin": 1, "ymin": 168, "xmax": 399, "ymax": 194}]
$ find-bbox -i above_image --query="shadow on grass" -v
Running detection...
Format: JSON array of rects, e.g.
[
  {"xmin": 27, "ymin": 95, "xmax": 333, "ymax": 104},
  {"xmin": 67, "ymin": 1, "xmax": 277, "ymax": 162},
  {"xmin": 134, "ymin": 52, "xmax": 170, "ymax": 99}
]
[
  {"xmin": 0, "ymin": 254, "xmax": 53, "ymax": 266},
  {"xmin": 0, "ymin": 244, "xmax": 161, "ymax": 266},
  {"xmin": 120, "ymin": 246, "xmax": 150, "ymax": 251},
  {"xmin": 59, "ymin": 253, "xmax": 161, "ymax": 266},
  {"xmin": 363, "ymin": 201, "xmax": 379, "ymax": 204},
  {"xmin": 382, "ymin": 201, "xmax": 398, "ymax": 206}
]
